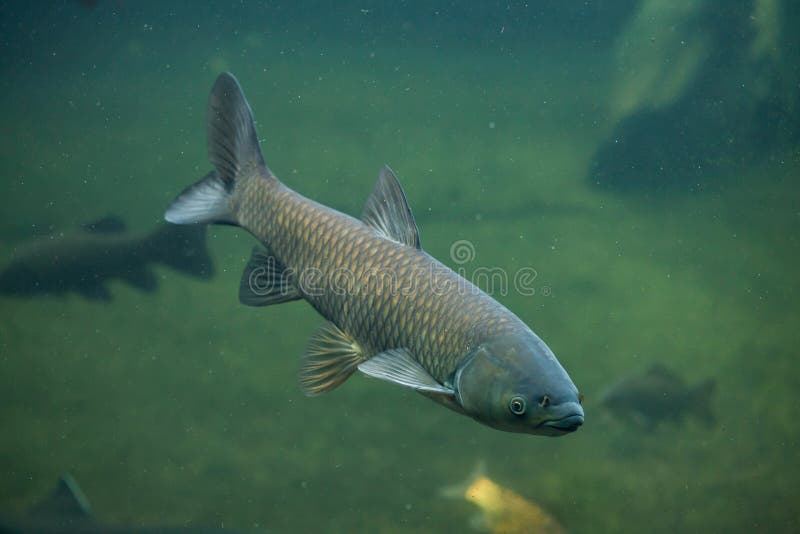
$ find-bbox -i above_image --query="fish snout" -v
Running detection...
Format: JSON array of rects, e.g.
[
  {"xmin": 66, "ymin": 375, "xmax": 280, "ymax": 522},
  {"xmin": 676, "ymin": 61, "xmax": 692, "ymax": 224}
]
[{"xmin": 541, "ymin": 401, "xmax": 584, "ymax": 433}]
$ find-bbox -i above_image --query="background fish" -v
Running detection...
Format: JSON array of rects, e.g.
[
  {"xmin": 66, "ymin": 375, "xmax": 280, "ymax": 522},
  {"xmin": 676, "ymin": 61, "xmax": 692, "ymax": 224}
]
[
  {"xmin": 164, "ymin": 72, "xmax": 583, "ymax": 436},
  {"xmin": 0, "ymin": 474, "xmax": 257, "ymax": 533},
  {"xmin": 598, "ymin": 363, "xmax": 716, "ymax": 427},
  {"xmin": 441, "ymin": 463, "xmax": 566, "ymax": 534},
  {"xmin": 0, "ymin": 215, "xmax": 214, "ymax": 301}
]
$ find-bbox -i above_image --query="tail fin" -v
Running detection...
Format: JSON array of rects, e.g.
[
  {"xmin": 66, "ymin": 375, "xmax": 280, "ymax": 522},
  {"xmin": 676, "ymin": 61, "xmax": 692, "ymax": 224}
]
[
  {"xmin": 439, "ymin": 460, "xmax": 487, "ymax": 499},
  {"xmin": 149, "ymin": 223, "xmax": 215, "ymax": 279},
  {"xmin": 164, "ymin": 170, "xmax": 237, "ymax": 225},
  {"xmin": 690, "ymin": 378, "xmax": 716, "ymax": 426},
  {"xmin": 165, "ymin": 72, "xmax": 270, "ymax": 226}
]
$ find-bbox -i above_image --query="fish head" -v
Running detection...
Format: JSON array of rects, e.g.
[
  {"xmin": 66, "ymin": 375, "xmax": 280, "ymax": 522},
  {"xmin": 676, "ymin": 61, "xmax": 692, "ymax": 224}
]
[{"xmin": 454, "ymin": 331, "xmax": 583, "ymax": 436}]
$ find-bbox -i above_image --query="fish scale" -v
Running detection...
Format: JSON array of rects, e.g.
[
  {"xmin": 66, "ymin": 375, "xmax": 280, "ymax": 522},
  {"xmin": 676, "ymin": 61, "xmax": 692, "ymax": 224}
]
[
  {"xmin": 164, "ymin": 72, "xmax": 584, "ymax": 435},
  {"xmin": 238, "ymin": 175, "xmax": 521, "ymax": 383}
]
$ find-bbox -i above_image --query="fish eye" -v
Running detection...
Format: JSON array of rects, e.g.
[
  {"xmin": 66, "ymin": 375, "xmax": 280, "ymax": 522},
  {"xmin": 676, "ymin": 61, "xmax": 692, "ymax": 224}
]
[{"xmin": 509, "ymin": 396, "xmax": 526, "ymax": 415}]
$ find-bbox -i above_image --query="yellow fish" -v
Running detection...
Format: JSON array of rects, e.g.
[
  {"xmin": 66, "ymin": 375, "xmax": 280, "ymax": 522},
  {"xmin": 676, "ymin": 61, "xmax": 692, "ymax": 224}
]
[{"xmin": 443, "ymin": 465, "xmax": 566, "ymax": 534}]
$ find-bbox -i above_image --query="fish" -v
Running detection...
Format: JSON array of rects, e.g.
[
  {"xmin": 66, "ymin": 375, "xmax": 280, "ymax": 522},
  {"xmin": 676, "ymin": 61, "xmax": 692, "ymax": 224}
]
[
  {"xmin": 598, "ymin": 363, "xmax": 716, "ymax": 427},
  {"xmin": 0, "ymin": 215, "xmax": 214, "ymax": 301},
  {"xmin": 0, "ymin": 474, "xmax": 256, "ymax": 533},
  {"xmin": 164, "ymin": 72, "xmax": 583, "ymax": 435},
  {"xmin": 441, "ymin": 464, "xmax": 566, "ymax": 534}
]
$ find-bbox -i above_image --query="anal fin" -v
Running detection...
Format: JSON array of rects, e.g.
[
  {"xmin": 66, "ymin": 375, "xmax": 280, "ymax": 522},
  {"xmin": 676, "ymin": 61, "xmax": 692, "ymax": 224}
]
[
  {"xmin": 299, "ymin": 322, "xmax": 363, "ymax": 396},
  {"xmin": 239, "ymin": 246, "xmax": 302, "ymax": 306}
]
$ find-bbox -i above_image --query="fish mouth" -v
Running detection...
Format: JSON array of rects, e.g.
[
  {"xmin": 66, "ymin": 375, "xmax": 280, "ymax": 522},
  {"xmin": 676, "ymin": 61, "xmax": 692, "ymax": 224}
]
[{"xmin": 541, "ymin": 413, "xmax": 584, "ymax": 433}]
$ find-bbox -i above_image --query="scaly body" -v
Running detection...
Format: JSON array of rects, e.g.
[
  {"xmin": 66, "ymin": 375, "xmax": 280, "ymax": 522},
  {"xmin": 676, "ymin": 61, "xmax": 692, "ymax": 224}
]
[
  {"xmin": 237, "ymin": 176, "xmax": 522, "ymax": 383},
  {"xmin": 165, "ymin": 73, "xmax": 584, "ymax": 435}
]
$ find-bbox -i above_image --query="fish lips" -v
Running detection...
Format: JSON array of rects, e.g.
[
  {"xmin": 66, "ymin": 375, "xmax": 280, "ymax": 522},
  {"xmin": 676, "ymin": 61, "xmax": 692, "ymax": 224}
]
[{"xmin": 537, "ymin": 402, "xmax": 584, "ymax": 434}]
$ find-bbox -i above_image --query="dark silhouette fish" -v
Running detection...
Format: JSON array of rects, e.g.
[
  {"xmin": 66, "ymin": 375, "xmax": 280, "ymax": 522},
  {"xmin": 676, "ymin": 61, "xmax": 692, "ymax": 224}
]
[
  {"xmin": 164, "ymin": 73, "xmax": 583, "ymax": 436},
  {"xmin": 0, "ymin": 216, "xmax": 214, "ymax": 301},
  {"xmin": 598, "ymin": 363, "xmax": 716, "ymax": 428},
  {"xmin": 0, "ymin": 474, "xmax": 255, "ymax": 534}
]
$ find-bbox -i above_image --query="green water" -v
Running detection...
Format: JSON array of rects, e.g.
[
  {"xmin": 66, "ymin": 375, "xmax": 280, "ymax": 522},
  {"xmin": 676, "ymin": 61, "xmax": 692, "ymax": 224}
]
[{"xmin": 1, "ymin": 2, "xmax": 798, "ymax": 532}]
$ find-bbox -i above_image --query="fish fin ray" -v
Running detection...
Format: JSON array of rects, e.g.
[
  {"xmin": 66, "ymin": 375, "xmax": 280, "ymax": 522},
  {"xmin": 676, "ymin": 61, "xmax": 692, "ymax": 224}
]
[
  {"xmin": 206, "ymin": 72, "xmax": 267, "ymax": 185},
  {"xmin": 299, "ymin": 322, "xmax": 363, "ymax": 396},
  {"xmin": 166, "ymin": 73, "xmax": 276, "ymax": 227},
  {"xmin": 361, "ymin": 165, "xmax": 421, "ymax": 249},
  {"xmin": 239, "ymin": 246, "xmax": 302, "ymax": 306},
  {"xmin": 358, "ymin": 348, "xmax": 453, "ymax": 394},
  {"xmin": 164, "ymin": 170, "xmax": 237, "ymax": 225}
]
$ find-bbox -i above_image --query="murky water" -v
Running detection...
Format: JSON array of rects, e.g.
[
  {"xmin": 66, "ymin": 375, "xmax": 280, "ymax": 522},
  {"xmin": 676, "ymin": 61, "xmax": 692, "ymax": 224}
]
[{"xmin": 1, "ymin": 2, "xmax": 797, "ymax": 532}]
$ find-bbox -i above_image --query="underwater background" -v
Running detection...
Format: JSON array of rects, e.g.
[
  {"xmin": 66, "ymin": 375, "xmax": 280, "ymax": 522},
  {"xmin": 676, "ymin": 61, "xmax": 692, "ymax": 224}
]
[{"xmin": 0, "ymin": 1, "xmax": 798, "ymax": 532}]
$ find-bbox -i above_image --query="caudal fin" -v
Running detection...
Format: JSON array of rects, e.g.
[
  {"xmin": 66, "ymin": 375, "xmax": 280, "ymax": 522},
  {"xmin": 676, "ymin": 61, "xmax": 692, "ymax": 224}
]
[
  {"xmin": 164, "ymin": 170, "xmax": 237, "ymax": 225},
  {"xmin": 164, "ymin": 72, "xmax": 271, "ymax": 226},
  {"xmin": 439, "ymin": 460, "xmax": 487, "ymax": 499}
]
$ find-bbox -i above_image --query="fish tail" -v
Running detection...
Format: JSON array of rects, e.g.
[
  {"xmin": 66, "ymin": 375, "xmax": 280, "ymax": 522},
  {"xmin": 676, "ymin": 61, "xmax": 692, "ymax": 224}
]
[
  {"xmin": 690, "ymin": 378, "xmax": 716, "ymax": 425},
  {"xmin": 165, "ymin": 72, "xmax": 277, "ymax": 227},
  {"xmin": 148, "ymin": 223, "xmax": 215, "ymax": 279},
  {"xmin": 438, "ymin": 460, "xmax": 487, "ymax": 499}
]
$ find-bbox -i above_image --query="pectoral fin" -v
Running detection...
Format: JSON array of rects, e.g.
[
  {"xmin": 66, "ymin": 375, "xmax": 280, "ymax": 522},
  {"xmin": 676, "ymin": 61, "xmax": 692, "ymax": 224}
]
[
  {"xmin": 358, "ymin": 348, "xmax": 454, "ymax": 394},
  {"xmin": 299, "ymin": 322, "xmax": 363, "ymax": 396},
  {"xmin": 239, "ymin": 246, "xmax": 302, "ymax": 306}
]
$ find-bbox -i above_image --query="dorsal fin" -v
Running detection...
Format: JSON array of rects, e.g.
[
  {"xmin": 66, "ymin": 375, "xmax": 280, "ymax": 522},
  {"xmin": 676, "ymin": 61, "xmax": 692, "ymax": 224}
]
[
  {"xmin": 29, "ymin": 474, "xmax": 93, "ymax": 521},
  {"xmin": 361, "ymin": 165, "xmax": 421, "ymax": 249}
]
